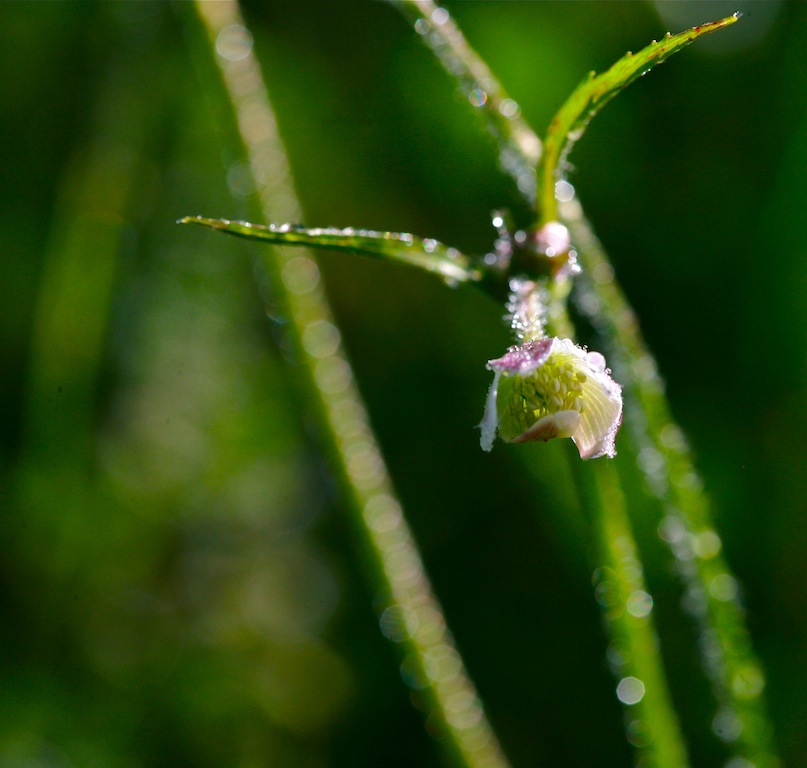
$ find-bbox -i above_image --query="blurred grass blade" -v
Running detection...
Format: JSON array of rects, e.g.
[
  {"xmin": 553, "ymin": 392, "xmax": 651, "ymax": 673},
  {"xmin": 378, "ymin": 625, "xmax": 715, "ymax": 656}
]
[
  {"xmin": 180, "ymin": 216, "xmax": 481, "ymax": 285},
  {"xmin": 393, "ymin": 0, "xmax": 541, "ymax": 203},
  {"xmin": 23, "ymin": 36, "xmax": 155, "ymax": 470},
  {"xmin": 403, "ymin": 5, "xmax": 780, "ymax": 766},
  {"xmin": 569, "ymin": 216, "xmax": 781, "ymax": 768},
  {"xmin": 539, "ymin": 14, "xmax": 740, "ymax": 221},
  {"xmin": 592, "ymin": 461, "xmax": 690, "ymax": 768},
  {"xmin": 189, "ymin": 4, "xmax": 512, "ymax": 768}
]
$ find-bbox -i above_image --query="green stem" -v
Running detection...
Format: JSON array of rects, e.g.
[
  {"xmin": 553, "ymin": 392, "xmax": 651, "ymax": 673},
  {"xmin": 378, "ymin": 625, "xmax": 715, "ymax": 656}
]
[
  {"xmin": 401, "ymin": 3, "xmax": 778, "ymax": 765},
  {"xmin": 540, "ymin": 300, "xmax": 690, "ymax": 768},
  {"xmin": 190, "ymin": 4, "xmax": 511, "ymax": 768},
  {"xmin": 394, "ymin": 0, "xmax": 541, "ymax": 203},
  {"xmin": 22, "ymin": 61, "xmax": 151, "ymax": 470},
  {"xmin": 568, "ymin": 214, "xmax": 780, "ymax": 768},
  {"xmin": 591, "ymin": 460, "xmax": 690, "ymax": 768}
]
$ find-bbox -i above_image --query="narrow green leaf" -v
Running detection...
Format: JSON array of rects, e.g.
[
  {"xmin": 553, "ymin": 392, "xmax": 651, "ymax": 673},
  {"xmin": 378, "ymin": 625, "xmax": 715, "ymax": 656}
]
[
  {"xmin": 539, "ymin": 13, "xmax": 740, "ymax": 221},
  {"xmin": 180, "ymin": 215, "xmax": 482, "ymax": 285}
]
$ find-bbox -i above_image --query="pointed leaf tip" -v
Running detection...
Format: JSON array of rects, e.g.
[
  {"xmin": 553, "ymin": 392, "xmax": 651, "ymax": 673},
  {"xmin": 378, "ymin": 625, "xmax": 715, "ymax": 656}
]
[
  {"xmin": 180, "ymin": 215, "xmax": 481, "ymax": 285},
  {"xmin": 538, "ymin": 14, "xmax": 741, "ymax": 222}
]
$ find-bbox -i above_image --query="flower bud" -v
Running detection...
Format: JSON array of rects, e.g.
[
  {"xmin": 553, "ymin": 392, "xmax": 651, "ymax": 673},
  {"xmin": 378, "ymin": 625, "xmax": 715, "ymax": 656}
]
[{"xmin": 480, "ymin": 337, "xmax": 622, "ymax": 459}]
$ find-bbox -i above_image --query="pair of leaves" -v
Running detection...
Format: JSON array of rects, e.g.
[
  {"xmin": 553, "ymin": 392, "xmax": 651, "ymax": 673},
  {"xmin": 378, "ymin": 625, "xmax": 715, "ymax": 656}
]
[{"xmin": 184, "ymin": 14, "xmax": 739, "ymax": 288}]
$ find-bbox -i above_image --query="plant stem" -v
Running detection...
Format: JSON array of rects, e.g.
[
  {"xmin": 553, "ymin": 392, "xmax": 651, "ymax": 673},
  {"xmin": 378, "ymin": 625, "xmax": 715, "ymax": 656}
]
[
  {"xmin": 591, "ymin": 460, "xmax": 690, "ymax": 768},
  {"xmin": 394, "ymin": 0, "xmax": 541, "ymax": 204},
  {"xmin": 190, "ymin": 4, "xmax": 511, "ymax": 767},
  {"xmin": 398, "ymin": 3, "xmax": 779, "ymax": 765},
  {"xmin": 567, "ymin": 212, "xmax": 781, "ymax": 768}
]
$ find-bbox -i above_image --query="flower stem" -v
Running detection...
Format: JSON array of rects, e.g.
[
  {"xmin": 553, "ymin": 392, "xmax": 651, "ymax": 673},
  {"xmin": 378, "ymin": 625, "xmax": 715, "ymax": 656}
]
[
  {"xmin": 568, "ymin": 214, "xmax": 781, "ymax": 768},
  {"xmin": 398, "ymin": 3, "xmax": 779, "ymax": 765},
  {"xmin": 190, "ymin": 4, "xmax": 511, "ymax": 767},
  {"xmin": 590, "ymin": 460, "xmax": 690, "ymax": 768},
  {"xmin": 393, "ymin": 0, "xmax": 541, "ymax": 203}
]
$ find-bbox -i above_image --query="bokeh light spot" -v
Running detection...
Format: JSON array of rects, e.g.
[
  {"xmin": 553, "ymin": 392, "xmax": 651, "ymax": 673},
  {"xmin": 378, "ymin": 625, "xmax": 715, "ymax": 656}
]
[{"xmin": 616, "ymin": 676, "xmax": 645, "ymax": 705}]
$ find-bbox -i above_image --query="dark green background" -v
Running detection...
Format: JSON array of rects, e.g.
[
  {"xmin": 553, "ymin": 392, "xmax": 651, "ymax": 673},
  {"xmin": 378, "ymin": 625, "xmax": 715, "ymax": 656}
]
[{"xmin": 2, "ymin": 2, "xmax": 805, "ymax": 766}]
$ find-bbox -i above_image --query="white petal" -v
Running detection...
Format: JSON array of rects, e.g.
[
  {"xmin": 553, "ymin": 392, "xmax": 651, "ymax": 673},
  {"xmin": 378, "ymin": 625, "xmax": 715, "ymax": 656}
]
[
  {"xmin": 512, "ymin": 410, "xmax": 580, "ymax": 444},
  {"xmin": 479, "ymin": 371, "xmax": 502, "ymax": 452},
  {"xmin": 572, "ymin": 373, "xmax": 622, "ymax": 459}
]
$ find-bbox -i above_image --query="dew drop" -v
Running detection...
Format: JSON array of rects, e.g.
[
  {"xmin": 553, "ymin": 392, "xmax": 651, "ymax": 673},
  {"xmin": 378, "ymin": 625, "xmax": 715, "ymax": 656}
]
[
  {"xmin": 713, "ymin": 707, "xmax": 742, "ymax": 741},
  {"xmin": 468, "ymin": 87, "xmax": 488, "ymax": 107},
  {"xmin": 606, "ymin": 642, "xmax": 627, "ymax": 669},
  {"xmin": 626, "ymin": 719, "xmax": 653, "ymax": 748},
  {"xmin": 658, "ymin": 515, "xmax": 686, "ymax": 543},
  {"xmin": 725, "ymin": 757, "xmax": 755, "ymax": 768},
  {"xmin": 302, "ymin": 319, "xmax": 341, "ymax": 359},
  {"xmin": 499, "ymin": 98, "xmax": 520, "ymax": 118},
  {"xmin": 216, "ymin": 24, "xmax": 253, "ymax": 61},
  {"xmin": 732, "ymin": 665, "xmax": 764, "ymax": 699},
  {"xmin": 226, "ymin": 160, "xmax": 256, "ymax": 198},
  {"xmin": 616, "ymin": 676, "xmax": 645, "ymax": 705},
  {"xmin": 693, "ymin": 529, "xmax": 722, "ymax": 559},
  {"xmin": 517, "ymin": 171, "xmax": 535, "ymax": 195},
  {"xmin": 591, "ymin": 261, "xmax": 614, "ymax": 285},
  {"xmin": 554, "ymin": 180, "xmax": 575, "ymax": 202},
  {"xmin": 379, "ymin": 606, "xmax": 413, "ymax": 643},
  {"xmin": 626, "ymin": 590, "xmax": 654, "ymax": 618},
  {"xmin": 659, "ymin": 422, "xmax": 687, "ymax": 451},
  {"xmin": 281, "ymin": 256, "xmax": 320, "ymax": 295},
  {"xmin": 709, "ymin": 573, "xmax": 738, "ymax": 602},
  {"xmin": 431, "ymin": 6, "xmax": 449, "ymax": 25}
]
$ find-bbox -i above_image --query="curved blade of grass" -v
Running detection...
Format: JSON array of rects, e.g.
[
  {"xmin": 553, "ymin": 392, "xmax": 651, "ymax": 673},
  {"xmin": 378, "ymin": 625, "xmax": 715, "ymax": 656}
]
[
  {"xmin": 539, "ymin": 14, "xmax": 740, "ymax": 222},
  {"xmin": 180, "ymin": 215, "xmax": 481, "ymax": 286},
  {"xmin": 568, "ymin": 214, "xmax": 781, "ymax": 768},
  {"xmin": 393, "ymin": 0, "xmax": 541, "ymax": 203},
  {"xmin": 591, "ymin": 460, "xmax": 691, "ymax": 768},
  {"xmin": 186, "ymin": 5, "xmax": 511, "ymax": 768}
]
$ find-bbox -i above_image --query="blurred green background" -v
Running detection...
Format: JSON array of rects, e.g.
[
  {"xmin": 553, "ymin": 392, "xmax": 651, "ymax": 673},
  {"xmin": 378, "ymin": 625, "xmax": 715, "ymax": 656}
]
[{"xmin": 2, "ymin": 1, "xmax": 805, "ymax": 766}]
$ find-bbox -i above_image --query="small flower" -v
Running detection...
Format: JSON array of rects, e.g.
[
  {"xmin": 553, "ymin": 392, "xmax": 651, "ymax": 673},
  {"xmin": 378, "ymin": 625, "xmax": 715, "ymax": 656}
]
[{"xmin": 479, "ymin": 337, "xmax": 622, "ymax": 459}]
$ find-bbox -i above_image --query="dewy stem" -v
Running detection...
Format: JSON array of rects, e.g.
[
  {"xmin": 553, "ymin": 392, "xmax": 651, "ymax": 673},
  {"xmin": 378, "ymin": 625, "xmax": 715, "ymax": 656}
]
[
  {"xmin": 394, "ymin": 0, "xmax": 541, "ymax": 203},
  {"xmin": 566, "ymin": 212, "xmax": 781, "ymax": 768},
  {"xmin": 399, "ymin": 2, "xmax": 779, "ymax": 765},
  {"xmin": 542, "ymin": 305, "xmax": 691, "ymax": 768},
  {"xmin": 190, "ymin": 4, "xmax": 510, "ymax": 768},
  {"xmin": 591, "ymin": 460, "xmax": 691, "ymax": 768}
]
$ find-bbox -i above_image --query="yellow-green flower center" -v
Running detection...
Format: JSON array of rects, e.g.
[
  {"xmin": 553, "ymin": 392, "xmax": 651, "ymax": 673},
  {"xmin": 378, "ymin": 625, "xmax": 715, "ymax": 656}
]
[{"xmin": 497, "ymin": 354, "xmax": 588, "ymax": 440}]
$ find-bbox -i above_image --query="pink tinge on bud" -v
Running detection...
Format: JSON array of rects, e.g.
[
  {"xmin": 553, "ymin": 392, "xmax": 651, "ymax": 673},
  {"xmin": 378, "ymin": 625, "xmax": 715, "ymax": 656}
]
[
  {"xmin": 480, "ymin": 337, "xmax": 623, "ymax": 460},
  {"xmin": 533, "ymin": 221, "xmax": 570, "ymax": 257}
]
